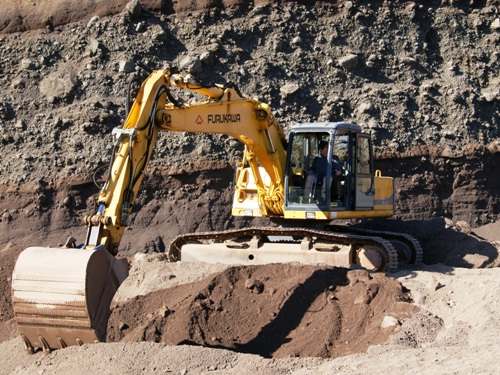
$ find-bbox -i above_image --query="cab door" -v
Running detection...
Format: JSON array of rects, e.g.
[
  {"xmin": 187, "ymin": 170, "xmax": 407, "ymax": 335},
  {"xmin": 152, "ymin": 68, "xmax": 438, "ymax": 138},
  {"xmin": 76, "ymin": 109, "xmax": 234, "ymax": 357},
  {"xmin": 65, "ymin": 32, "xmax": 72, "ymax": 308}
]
[{"xmin": 354, "ymin": 134, "xmax": 374, "ymax": 209}]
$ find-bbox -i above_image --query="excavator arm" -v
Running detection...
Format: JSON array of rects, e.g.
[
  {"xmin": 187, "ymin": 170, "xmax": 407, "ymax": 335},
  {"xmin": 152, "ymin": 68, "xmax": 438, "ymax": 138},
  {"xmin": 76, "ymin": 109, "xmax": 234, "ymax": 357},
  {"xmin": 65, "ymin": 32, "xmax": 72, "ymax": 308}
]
[
  {"xmin": 85, "ymin": 69, "xmax": 288, "ymax": 254},
  {"xmin": 84, "ymin": 70, "xmax": 166, "ymax": 254},
  {"xmin": 11, "ymin": 70, "xmax": 289, "ymax": 353},
  {"xmin": 157, "ymin": 73, "xmax": 288, "ymax": 216}
]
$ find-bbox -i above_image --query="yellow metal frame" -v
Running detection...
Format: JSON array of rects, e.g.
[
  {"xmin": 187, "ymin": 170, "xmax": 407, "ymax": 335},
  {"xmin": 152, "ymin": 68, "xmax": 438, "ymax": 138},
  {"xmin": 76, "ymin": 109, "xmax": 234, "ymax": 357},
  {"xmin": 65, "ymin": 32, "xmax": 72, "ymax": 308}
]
[{"xmin": 87, "ymin": 70, "xmax": 288, "ymax": 252}]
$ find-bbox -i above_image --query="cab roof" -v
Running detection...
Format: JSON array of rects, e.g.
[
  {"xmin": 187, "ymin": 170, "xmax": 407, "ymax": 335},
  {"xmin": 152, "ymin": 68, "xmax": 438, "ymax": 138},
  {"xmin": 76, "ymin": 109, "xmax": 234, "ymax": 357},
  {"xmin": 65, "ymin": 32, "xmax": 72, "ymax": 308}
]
[{"xmin": 290, "ymin": 122, "xmax": 362, "ymax": 133}]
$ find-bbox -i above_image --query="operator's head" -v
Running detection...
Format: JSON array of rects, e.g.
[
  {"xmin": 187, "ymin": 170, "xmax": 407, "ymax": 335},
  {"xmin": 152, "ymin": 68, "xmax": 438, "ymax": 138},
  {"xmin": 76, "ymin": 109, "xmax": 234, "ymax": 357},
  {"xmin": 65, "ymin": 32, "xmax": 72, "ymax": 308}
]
[{"xmin": 318, "ymin": 140, "xmax": 328, "ymax": 156}]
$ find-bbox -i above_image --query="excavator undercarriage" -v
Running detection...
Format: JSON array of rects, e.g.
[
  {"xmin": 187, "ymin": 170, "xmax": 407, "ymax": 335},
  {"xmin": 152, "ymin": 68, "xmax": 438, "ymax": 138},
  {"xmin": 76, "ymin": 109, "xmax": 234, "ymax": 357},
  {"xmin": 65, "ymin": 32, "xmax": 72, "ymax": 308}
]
[{"xmin": 169, "ymin": 226, "xmax": 422, "ymax": 273}]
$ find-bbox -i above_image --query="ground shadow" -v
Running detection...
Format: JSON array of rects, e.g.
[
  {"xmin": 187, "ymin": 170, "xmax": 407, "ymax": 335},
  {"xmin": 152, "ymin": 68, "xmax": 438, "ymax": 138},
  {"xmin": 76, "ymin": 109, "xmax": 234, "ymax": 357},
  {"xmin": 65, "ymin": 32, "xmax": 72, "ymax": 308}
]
[
  {"xmin": 234, "ymin": 267, "xmax": 349, "ymax": 357},
  {"xmin": 353, "ymin": 217, "xmax": 499, "ymax": 269}
]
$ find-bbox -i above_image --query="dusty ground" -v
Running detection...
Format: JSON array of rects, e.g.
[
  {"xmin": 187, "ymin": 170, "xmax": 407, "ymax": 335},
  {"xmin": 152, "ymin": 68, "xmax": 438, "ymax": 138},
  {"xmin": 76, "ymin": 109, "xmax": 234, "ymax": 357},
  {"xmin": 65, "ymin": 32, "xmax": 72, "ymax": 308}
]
[
  {"xmin": 0, "ymin": 0, "xmax": 499, "ymax": 374},
  {"xmin": 1, "ymin": 241, "xmax": 499, "ymax": 374},
  {"xmin": 1, "ymin": 219, "xmax": 499, "ymax": 374}
]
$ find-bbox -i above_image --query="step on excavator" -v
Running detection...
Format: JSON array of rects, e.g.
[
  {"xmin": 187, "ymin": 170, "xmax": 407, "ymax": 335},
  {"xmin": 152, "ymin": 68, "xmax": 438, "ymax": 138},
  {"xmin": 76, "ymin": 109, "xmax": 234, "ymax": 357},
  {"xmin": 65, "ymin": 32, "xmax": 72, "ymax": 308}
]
[{"xmin": 11, "ymin": 70, "xmax": 422, "ymax": 354}]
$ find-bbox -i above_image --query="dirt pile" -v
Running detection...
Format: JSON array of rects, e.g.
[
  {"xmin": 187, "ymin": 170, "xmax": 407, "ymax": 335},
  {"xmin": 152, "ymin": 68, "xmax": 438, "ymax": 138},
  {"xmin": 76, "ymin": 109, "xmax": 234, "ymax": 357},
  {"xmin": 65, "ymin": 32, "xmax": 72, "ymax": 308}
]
[
  {"xmin": 1, "ymin": 260, "xmax": 498, "ymax": 375},
  {"xmin": 0, "ymin": 248, "xmax": 420, "ymax": 360},
  {"xmin": 107, "ymin": 263, "xmax": 416, "ymax": 358}
]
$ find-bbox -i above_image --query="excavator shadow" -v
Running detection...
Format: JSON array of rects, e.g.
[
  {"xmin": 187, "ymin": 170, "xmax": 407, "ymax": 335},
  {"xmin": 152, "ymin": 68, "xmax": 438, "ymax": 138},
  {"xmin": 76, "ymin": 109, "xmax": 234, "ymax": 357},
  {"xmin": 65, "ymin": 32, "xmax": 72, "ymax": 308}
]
[
  {"xmin": 232, "ymin": 268, "xmax": 349, "ymax": 358},
  {"xmin": 351, "ymin": 218, "xmax": 500, "ymax": 269},
  {"xmin": 170, "ymin": 268, "xmax": 350, "ymax": 357}
]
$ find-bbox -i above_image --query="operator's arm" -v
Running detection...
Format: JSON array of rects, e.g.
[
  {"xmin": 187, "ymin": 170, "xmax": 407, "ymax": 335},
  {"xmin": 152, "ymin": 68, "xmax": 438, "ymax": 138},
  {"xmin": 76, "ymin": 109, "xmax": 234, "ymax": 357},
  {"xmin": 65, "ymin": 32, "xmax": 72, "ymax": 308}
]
[
  {"xmin": 310, "ymin": 156, "xmax": 319, "ymax": 173},
  {"xmin": 332, "ymin": 155, "xmax": 342, "ymax": 176}
]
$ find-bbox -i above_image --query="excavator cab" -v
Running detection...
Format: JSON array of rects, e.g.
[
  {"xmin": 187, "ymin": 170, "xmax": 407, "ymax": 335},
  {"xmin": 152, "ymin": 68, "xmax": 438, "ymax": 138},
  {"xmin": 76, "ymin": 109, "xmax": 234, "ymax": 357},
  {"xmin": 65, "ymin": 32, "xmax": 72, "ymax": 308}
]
[{"xmin": 284, "ymin": 122, "xmax": 394, "ymax": 220}]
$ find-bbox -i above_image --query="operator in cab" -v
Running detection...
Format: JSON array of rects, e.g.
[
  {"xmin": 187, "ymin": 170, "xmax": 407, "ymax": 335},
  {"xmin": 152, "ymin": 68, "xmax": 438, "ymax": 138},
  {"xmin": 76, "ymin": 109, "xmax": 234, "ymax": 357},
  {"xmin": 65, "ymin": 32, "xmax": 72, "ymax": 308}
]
[{"xmin": 304, "ymin": 140, "xmax": 342, "ymax": 199}]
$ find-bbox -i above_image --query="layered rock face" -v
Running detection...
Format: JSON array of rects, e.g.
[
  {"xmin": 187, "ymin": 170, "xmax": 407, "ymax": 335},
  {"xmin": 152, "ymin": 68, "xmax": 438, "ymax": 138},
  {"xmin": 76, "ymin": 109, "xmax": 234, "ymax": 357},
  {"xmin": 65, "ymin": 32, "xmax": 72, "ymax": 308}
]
[{"xmin": 0, "ymin": 1, "xmax": 498, "ymax": 252}]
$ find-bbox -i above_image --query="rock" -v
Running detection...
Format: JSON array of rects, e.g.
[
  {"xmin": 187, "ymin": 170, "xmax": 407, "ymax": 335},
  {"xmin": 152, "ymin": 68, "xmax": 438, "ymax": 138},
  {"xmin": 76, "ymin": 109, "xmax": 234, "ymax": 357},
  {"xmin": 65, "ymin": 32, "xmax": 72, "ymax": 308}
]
[
  {"xmin": 455, "ymin": 220, "xmax": 471, "ymax": 234},
  {"xmin": 338, "ymin": 53, "xmax": 358, "ymax": 68},
  {"xmin": 280, "ymin": 83, "xmax": 300, "ymax": 98},
  {"xmin": 154, "ymin": 30, "xmax": 169, "ymax": 42},
  {"xmin": 87, "ymin": 38, "xmax": 102, "ymax": 57},
  {"xmin": 366, "ymin": 119, "xmax": 381, "ymax": 129},
  {"xmin": 179, "ymin": 56, "xmax": 203, "ymax": 74},
  {"xmin": 200, "ymin": 51, "xmax": 214, "ymax": 66},
  {"xmin": 37, "ymin": 194, "xmax": 47, "ymax": 206},
  {"xmin": 158, "ymin": 306, "xmax": 171, "ymax": 317},
  {"xmin": 63, "ymin": 196, "xmax": 71, "ymax": 207},
  {"xmin": 135, "ymin": 21, "xmax": 146, "ymax": 33},
  {"xmin": 10, "ymin": 77, "xmax": 25, "ymax": 89},
  {"xmin": 481, "ymin": 89, "xmax": 497, "ymax": 102},
  {"xmin": 356, "ymin": 102, "xmax": 374, "ymax": 114},
  {"xmin": 134, "ymin": 252, "xmax": 147, "ymax": 262},
  {"xmin": 291, "ymin": 36, "xmax": 302, "ymax": 46},
  {"xmin": 344, "ymin": 1, "xmax": 353, "ymax": 10},
  {"xmin": 2, "ymin": 212, "xmax": 12, "ymax": 222},
  {"xmin": 381, "ymin": 315, "xmax": 399, "ymax": 328},
  {"xmin": 87, "ymin": 16, "xmax": 100, "ymax": 28},
  {"xmin": 366, "ymin": 54, "xmax": 377, "ymax": 68},
  {"xmin": 400, "ymin": 56, "xmax": 417, "ymax": 66},
  {"xmin": 20, "ymin": 58, "xmax": 34, "ymax": 70},
  {"xmin": 119, "ymin": 61, "xmax": 136, "ymax": 73},
  {"xmin": 244, "ymin": 278, "xmax": 264, "ymax": 294},
  {"xmin": 39, "ymin": 71, "xmax": 78, "ymax": 102},
  {"xmin": 491, "ymin": 18, "xmax": 500, "ymax": 30},
  {"xmin": 38, "ymin": 55, "xmax": 47, "ymax": 66},
  {"xmin": 126, "ymin": 0, "xmax": 142, "ymax": 18},
  {"xmin": 15, "ymin": 119, "xmax": 26, "ymax": 131}
]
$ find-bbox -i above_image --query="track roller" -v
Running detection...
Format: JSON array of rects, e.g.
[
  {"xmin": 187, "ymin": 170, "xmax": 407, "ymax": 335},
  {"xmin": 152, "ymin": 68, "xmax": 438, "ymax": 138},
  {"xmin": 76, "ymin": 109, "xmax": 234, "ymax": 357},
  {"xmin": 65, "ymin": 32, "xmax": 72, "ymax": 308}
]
[{"xmin": 355, "ymin": 245, "xmax": 389, "ymax": 272}]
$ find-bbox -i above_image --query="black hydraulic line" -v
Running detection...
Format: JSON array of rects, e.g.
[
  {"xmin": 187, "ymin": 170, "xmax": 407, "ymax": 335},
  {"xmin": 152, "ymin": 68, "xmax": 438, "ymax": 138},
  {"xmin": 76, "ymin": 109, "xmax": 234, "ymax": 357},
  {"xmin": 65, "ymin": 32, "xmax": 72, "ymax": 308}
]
[
  {"xmin": 92, "ymin": 165, "xmax": 107, "ymax": 190},
  {"xmin": 137, "ymin": 84, "xmax": 167, "ymax": 130},
  {"xmin": 166, "ymin": 89, "xmax": 183, "ymax": 108},
  {"xmin": 130, "ymin": 84, "xmax": 169, "ymax": 193},
  {"xmin": 96, "ymin": 140, "xmax": 120, "ymax": 190}
]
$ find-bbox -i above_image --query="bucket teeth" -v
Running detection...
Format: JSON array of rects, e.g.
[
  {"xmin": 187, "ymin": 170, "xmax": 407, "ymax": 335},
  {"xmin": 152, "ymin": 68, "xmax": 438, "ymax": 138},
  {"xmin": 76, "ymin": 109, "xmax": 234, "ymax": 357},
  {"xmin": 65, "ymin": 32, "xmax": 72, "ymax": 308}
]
[
  {"xmin": 58, "ymin": 337, "xmax": 67, "ymax": 349},
  {"xmin": 21, "ymin": 334, "xmax": 34, "ymax": 355}
]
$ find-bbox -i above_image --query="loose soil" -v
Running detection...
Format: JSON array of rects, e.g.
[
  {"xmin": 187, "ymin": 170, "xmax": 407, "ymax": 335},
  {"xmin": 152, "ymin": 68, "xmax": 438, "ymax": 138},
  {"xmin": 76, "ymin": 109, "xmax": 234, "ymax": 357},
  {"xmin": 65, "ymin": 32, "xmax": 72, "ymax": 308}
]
[{"xmin": 107, "ymin": 264, "xmax": 416, "ymax": 358}]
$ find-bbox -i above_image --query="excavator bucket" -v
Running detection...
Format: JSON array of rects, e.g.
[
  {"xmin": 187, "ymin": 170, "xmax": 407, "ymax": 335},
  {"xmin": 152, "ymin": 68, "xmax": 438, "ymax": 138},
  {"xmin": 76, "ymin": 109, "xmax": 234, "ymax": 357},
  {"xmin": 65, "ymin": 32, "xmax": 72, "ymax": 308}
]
[{"xmin": 11, "ymin": 246, "xmax": 128, "ymax": 354}]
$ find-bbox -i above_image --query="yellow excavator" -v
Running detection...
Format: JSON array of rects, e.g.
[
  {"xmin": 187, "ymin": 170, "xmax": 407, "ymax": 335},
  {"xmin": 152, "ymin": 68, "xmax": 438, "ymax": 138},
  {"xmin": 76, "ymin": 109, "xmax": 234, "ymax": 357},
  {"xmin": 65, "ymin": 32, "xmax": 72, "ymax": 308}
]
[{"xmin": 11, "ymin": 69, "xmax": 422, "ymax": 354}]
